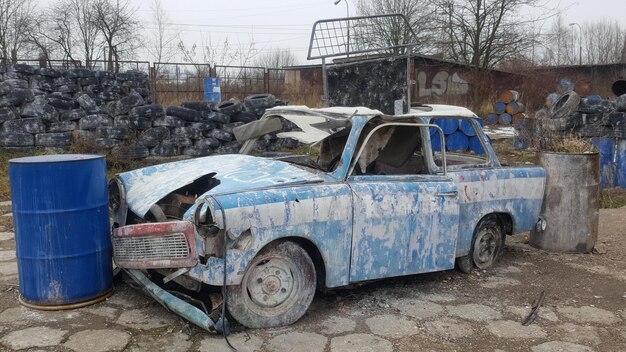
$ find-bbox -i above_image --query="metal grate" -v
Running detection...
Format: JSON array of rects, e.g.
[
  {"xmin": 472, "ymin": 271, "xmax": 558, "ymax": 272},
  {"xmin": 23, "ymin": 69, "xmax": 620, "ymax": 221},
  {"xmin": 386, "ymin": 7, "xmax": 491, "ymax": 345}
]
[
  {"xmin": 113, "ymin": 232, "xmax": 190, "ymax": 261},
  {"xmin": 307, "ymin": 14, "xmax": 418, "ymax": 60}
]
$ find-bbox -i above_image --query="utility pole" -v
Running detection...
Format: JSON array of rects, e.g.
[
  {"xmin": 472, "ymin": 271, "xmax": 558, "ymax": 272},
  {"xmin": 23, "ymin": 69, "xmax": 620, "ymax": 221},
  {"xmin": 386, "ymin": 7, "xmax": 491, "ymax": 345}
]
[{"xmin": 569, "ymin": 22, "xmax": 582, "ymax": 65}]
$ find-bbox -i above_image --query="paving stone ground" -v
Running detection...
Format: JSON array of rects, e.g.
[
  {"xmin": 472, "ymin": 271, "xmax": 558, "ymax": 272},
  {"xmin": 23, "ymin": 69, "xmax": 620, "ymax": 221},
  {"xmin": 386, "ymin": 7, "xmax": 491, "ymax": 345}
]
[{"xmin": 0, "ymin": 207, "xmax": 624, "ymax": 351}]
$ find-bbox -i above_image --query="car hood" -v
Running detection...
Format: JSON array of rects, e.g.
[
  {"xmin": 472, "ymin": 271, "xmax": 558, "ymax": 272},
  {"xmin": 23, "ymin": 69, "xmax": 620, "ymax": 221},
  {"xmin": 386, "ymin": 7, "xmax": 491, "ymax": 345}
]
[{"xmin": 117, "ymin": 154, "xmax": 324, "ymax": 218}]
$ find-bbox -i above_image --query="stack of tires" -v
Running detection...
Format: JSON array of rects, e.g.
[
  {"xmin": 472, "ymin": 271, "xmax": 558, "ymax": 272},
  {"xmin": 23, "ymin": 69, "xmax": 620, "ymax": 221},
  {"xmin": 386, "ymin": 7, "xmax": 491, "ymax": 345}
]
[
  {"xmin": 430, "ymin": 118, "xmax": 487, "ymax": 155},
  {"xmin": 532, "ymin": 79, "xmax": 626, "ymax": 188},
  {"xmin": 0, "ymin": 64, "xmax": 151, "ymax": 152}
]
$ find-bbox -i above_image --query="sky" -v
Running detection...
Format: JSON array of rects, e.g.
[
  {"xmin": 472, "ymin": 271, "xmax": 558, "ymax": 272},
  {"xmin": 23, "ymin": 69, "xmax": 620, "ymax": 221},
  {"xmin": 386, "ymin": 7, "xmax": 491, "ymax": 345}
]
[{"xmin": 128, "ymin": 0, "xmax": 626, "ymax": 65}]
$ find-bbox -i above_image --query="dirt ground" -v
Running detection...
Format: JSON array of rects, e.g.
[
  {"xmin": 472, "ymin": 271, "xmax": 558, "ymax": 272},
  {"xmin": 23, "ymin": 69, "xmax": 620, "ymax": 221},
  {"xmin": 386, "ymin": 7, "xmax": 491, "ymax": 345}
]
[{"xmin": 0, "ymin": 201, "xmax": 623, "ymax": 352}]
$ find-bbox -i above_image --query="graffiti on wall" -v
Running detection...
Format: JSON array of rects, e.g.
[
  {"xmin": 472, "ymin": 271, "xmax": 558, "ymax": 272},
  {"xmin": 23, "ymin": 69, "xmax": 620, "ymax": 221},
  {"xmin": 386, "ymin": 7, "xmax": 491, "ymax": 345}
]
[{"xmin": 417, "ymin": 71, "xmax": 469, "ymax": 97}]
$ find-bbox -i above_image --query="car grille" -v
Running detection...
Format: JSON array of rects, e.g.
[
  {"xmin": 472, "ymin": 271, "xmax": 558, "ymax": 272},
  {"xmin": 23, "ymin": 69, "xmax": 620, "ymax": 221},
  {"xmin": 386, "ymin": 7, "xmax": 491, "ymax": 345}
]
[{"xmin": 112, "ymin": 221, "xmax": 198, "ymax": 269}]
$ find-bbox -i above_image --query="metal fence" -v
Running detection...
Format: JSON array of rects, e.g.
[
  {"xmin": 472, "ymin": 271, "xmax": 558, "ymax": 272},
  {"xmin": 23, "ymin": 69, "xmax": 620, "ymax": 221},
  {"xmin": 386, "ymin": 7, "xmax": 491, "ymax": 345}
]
[{"xmin": 2, "ymin": 58, "xmax": 322, "ymax": 107}]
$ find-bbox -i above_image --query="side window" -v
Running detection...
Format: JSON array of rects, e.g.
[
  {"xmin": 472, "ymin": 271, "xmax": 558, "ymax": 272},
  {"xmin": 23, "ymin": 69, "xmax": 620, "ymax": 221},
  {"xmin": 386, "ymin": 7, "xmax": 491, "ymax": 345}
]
[
  {"xmin": 352, "ymin": 125, "xmax": 427, "ymax": 175},
  {"xmin": 430, "ymin": 117, "xmax": 488, "ymax": 169}
]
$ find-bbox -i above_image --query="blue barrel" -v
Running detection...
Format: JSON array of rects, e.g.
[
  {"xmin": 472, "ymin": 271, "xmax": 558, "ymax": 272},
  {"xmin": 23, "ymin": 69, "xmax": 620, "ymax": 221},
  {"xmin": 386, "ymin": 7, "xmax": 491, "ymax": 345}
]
[
  {"xmin": 430, "ymin": 128, "xmax": 442, "ymax": 152},
  {"xmin": 493, "ymin": 102, "xmax": 506, "ymax": 114},
  {"xmin": 499, "ymin": 113, "xmax": 512, "ymax": 125},
  {"xmin": 446, "ymin": 131, "xmax": 469, "ymax": 151},
  {"xmin": 469, "ymin": 136, "xmax": 485, "ymax": 155},
  {"xmin": 616, "ymin": 139, "xmax": 626, "ymax": 188},
  {"xmin": 486, "ymin": 114, "xmax": 498, "ymax": 125},
  {"xmin": 460, "ymin": 119, "xmax": 477, "ymax": 136},
  {"xmin": 591, "ymin": 137, "xmax": 615, "ymax": 188},
  {"xmin": 9, "ymin": 154, "xmax": 112, "ymax": 308},
  {"xmin": 433, "ymin": 118, "xmax": 460, "ymax": 135},
  {"xmin": 203, "ymin": 77, "xmax": 221, "ymax": 103}
]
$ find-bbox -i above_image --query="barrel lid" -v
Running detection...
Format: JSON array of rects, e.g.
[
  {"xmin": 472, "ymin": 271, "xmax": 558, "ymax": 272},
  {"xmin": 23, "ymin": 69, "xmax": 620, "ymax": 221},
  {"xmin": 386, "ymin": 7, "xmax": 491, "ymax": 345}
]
[{"xmin": 9, "ymin": 154, "xmax": 104, "ymax": 164}]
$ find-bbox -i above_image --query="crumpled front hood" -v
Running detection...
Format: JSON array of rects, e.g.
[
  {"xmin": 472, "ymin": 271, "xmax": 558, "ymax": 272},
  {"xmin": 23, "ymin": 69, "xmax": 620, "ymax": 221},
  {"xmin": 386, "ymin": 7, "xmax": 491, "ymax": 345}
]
[{"xmin": 117, "ymin": 154, "xmax": 323, "ymax": 218}]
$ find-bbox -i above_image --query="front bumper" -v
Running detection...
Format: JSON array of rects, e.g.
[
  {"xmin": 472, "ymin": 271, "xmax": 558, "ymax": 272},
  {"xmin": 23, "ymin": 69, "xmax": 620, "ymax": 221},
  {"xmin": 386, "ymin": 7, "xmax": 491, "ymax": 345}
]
[{"xmin": 124, "ymin": 269, "xmax": 226, "ymax": 333}]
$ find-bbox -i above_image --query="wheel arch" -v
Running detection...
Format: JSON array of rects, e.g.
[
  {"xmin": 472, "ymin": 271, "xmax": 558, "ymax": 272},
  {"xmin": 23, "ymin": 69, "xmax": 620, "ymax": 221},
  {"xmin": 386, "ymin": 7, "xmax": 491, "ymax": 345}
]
[{"xmin": 256, "ymin": 236, "xmax": 327, "ymax": 290}]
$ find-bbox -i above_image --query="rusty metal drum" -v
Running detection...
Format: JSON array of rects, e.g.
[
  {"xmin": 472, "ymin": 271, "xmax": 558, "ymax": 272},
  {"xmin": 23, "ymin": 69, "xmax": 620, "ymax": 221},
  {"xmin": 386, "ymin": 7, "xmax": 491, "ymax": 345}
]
[
  {"xmin": 530, "ymin": 151, "xmax": 600, "ymax": 252},
  {"xmin": 9, "ymin": 154, "xmax": 113, "ymax": 309}
]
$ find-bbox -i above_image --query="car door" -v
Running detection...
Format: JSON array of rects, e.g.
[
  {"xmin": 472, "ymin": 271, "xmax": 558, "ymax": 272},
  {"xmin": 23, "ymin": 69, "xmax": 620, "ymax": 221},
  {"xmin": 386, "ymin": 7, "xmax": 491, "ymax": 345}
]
[{"xmin": 346, "ymin": 123, "xmax": 460, "ymax": 282}]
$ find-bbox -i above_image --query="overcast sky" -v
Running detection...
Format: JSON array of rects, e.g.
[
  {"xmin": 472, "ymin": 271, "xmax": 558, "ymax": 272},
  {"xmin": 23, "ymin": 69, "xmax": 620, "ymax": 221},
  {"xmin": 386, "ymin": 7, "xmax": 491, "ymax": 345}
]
[{"xmin": 127, "ymin": 0, "xmax": 626, "ymax": 65}]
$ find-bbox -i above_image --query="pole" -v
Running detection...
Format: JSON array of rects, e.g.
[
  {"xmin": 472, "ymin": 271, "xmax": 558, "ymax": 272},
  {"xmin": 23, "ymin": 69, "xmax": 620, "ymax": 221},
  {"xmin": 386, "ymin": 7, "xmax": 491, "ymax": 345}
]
[
  {"xmin": 569, "ymin": 23, "xmax": 582, "ymax": 65},
  {"xmin": 334, "ymin": 0, "xmax": 350, "ymax": 58}
]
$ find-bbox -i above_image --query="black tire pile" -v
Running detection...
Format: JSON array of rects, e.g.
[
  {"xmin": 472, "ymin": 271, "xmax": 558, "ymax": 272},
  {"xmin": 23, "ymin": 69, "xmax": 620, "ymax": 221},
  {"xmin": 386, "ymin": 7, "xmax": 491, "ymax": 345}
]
[
  {"xmin": 0, "ymin": 64, "xmax": 151, "ymax": 151},
  {"xmin": 0, "ymin": 63, "xmax": 298, "ymax": 159},
  {"xmin": 532, "ymin": 79, "xmax": 626, "ymax": 140}
]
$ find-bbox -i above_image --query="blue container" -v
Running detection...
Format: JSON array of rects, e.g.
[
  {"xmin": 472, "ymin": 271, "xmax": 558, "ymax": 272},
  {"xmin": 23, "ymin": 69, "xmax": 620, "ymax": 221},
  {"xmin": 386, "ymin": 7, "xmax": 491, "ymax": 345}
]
[
  {"xmin": 499, "ymin": 113, "xmax": 512, "ymax": 125},
  {"xmin": 469, "ymin": 136, "xmax": 485, "ymax": 155},
  {"xmin": 493, "ymin": 102, "xmax": 506, "ymax": 114},
  {"xmin": 434, "ymin": 118, "xmax": 459, "ymax": 135},
  {"xmin": 430, "ymin": 128, "xmax": 442, "ymax": 152},
  {"xmin": 203, "ymin": 77, "xmax": 221, "ymax": 103},
  {"xmin": 591, "ymin": 137, "xmax": 615, "ymax": 188},
  {"xmin": 460, "ymin": 119, "xmax": 477, "ymax": 136},
  {"xmin": 486, "ymin": 114, "xmax": 498, "ymax": 125},
  {"xmin": 616, "ymin": 139, "xmax": 626, "ymax": 188},
  {"xmin": 9, "ymin": 154, "xmax": 112, "ymax": 308},
  {"xmin": 446, "ymin": 131, "xmax": 469, "ymax": 152}
]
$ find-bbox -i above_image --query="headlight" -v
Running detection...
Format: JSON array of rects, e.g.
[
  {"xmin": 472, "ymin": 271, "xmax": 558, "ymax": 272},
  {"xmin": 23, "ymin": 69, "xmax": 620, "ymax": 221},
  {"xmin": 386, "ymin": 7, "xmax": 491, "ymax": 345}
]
[{"xmin": 108, "ymin": 178, "xmax": 127, "ymax": 227}]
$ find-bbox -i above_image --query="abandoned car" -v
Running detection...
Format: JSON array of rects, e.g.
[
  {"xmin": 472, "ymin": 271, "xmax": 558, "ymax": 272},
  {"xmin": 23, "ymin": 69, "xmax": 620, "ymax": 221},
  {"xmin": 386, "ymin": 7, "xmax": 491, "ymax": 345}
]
[{"xmin": 109, "ymin": 104, "xmax": 546, "ymax": 331}]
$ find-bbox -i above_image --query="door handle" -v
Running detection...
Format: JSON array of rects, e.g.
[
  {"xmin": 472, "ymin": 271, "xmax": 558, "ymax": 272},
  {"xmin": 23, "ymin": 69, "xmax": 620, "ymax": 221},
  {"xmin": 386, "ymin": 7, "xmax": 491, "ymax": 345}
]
[{"xmin": 436, "ymin": 191, "xmax": 458, "ymax": 197}]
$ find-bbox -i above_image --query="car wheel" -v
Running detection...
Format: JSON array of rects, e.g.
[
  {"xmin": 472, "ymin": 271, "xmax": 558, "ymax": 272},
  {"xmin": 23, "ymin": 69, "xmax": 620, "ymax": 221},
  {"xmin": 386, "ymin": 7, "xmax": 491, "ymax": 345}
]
[
  {"xmin": 226, "ymin": 241, "xmax": 316, "ymax": 329},
  {"xmin": 471, "ymin": 217, "xmax": 505, "ymax": 269},
  {"xmin": 456, "ymin": 216, "xmax": 505, "ymax": 273}
]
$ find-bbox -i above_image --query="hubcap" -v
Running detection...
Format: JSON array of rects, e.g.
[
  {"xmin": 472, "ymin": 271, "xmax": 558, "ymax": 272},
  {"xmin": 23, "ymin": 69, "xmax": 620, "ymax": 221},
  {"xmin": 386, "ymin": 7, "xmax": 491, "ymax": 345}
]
[
  {"xmin": 474, "ymin": 228, "xmax": 498, "ymax": 267},
  {"xmin": 247, "ymin": 258, "xmax": 295, "ymax": 308}
]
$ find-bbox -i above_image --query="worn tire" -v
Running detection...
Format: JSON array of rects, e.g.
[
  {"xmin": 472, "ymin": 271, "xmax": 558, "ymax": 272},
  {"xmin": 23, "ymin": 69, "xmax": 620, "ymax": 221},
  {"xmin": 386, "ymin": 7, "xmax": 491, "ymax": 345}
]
[
  {"xmin": 196, "ymin": 137, "xmax": 220, "ymax": 148},
  {"xmin": 226, "ymin": 241, "xmax": 316, "ymax": 328},
  {"xmin": 113, "ymin": 144, "xmax": 149, "ymax": 160},
  {"xmin": 173, "ymin": 126, "xmax": 202, "ymax": 139},
  {"xmin": 46, "ymin": 95, "xmax": 76, "ymax": 110},
  {"xmin": 0, "ymin": 133, "xmax": 35, "ymax": 147},
  {"xmin": 181, "ymin": 101, "xmax": 215, "ymax": 111},
  {"xmin": 3, "ymin": 118, "xmax": 45, "ymax": 134},
  {"xmin": 183, "ymin": 145, "xmax": 213, "ymax": 157},
  {"xmin": 151, "ymin": 144, "xmax": 178, "ymax": 157},
  {"xmin": 35, "ymin": 132, "xmax": 72, "ymax": 147},
  {"xmin": 48, "ymin": 121, "xmax": 77, "ymax": 132},
  {"xmin": 217, "ymin": 100, "xmax": 243, "ymax": 116},
  {"xmin": 79, "ymin": 114, "xmax": 113, "ymax": 130},
  {"xmin": 166, "ymin": 106, "xmax": 202, "ymax": 122},
  {"xmin": 60, "ymin": 109, "xmax": 87, "ymax": 122},
  {"xmin": 130, "ymin": 104, "xmax": 165, "ymax": 119},
  {"xmin": 96, "ymin": 126, "xmax": 131, "ymax": 140},
  {"xmin": 244, "ymin": 94, "xmax": 276, "ymax": 109},
  {"xmin": 206, "ymin": 128, "xmax": 232, "ymax": 142},
  {"xmin": 189, "ymin": 121, "xmax": 216, "ymax": 132},
  {"xmin": 461, "ymin": 216, "xmax": 505, "ymax": 272},
  {"xmin": 550, "ymin": 92, "xmax": 580, "ymax": 119},
  {"xmin": 153, "ymin": 115, "xmax": 185, "ymax": 128},
  {"xmin": 231, "ymin": 111, "xmax": 258, "ymax": 124},
  {"xmin": 205, "ymin": 111, "xmax": 230, "ymax": 124}
]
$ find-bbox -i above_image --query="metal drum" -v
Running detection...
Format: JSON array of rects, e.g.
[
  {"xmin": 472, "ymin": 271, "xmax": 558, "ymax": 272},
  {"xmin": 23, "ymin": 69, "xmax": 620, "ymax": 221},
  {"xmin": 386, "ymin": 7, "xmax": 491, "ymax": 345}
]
[
  {"xmin": 9, "ymin": 154, "xmax": 113, "ymax": 309},
  {"xmin": 591, "ymin": 137, "xmax": 615, "ymax": 188},
  {"xmin": 530, "ymin": 152, "xmax": 600, "ymax": 252}
]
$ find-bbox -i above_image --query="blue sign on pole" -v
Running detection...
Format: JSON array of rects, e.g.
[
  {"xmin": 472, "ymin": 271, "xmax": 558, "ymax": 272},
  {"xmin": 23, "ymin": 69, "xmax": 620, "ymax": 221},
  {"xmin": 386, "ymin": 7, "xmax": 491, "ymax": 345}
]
[{"xmin": 203, "ymin": 77, "xmax": 221, "ymax": 103}]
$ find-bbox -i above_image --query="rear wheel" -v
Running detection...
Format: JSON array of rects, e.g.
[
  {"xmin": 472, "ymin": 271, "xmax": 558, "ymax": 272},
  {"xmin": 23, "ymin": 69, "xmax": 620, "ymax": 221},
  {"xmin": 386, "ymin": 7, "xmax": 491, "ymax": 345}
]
[
  {"xmin": 226, "ymin": 241, "xmax": 316, "ymax": 328},
  {"xmin": 456, "ymin": 216, "xmax": 505, "ymax": 273}
]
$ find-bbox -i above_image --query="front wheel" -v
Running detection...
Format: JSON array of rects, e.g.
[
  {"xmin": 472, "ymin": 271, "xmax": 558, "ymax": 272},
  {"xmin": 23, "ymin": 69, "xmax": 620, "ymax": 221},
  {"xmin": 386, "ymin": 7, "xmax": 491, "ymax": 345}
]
[
  {"xmin": 226, "ymin": 241, "xmax": 316, "ymax": 328},
  {"xmin": 456, "ymin": 216, "xmax": 505, "ymax": 273}
]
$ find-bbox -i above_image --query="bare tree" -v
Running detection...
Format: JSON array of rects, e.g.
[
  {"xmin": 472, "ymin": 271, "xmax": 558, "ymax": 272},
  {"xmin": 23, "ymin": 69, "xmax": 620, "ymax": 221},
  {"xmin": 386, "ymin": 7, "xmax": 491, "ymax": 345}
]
[
  {"xmin": 0, "ymin": 0, "xmax": 35, "ymax": 63},
  {"xmin": 146, "ymin": 0, "xmax": 178, "ymax": 65},
  {"xmin": 93, "ymin": 0, "xmax": 140, "ymax": 72},
  {"xmin": 253, "ymin": 48, "xmax": 299, "ymax": 68},
  {"xmin": 434, "ymin": 0, "xmax": 554, "ymax": 107},
  {"xmin": 355, "ymin": 0, "xmax": 437, "ymax": 55},
  {"xmin": 582, "ymin": 20, "xmax": 624, "ymax": 65},
  {"xmin": 38, "ymin": 0, "xmax": 102, "ymax": 68}
]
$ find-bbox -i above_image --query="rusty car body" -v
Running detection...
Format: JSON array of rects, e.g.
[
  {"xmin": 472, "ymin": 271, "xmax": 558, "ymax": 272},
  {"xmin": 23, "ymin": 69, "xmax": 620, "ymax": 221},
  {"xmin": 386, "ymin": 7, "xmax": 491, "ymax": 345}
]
[{"xmin": 109, "ymin": 104, "xmax": 546, "ymax": 331}]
